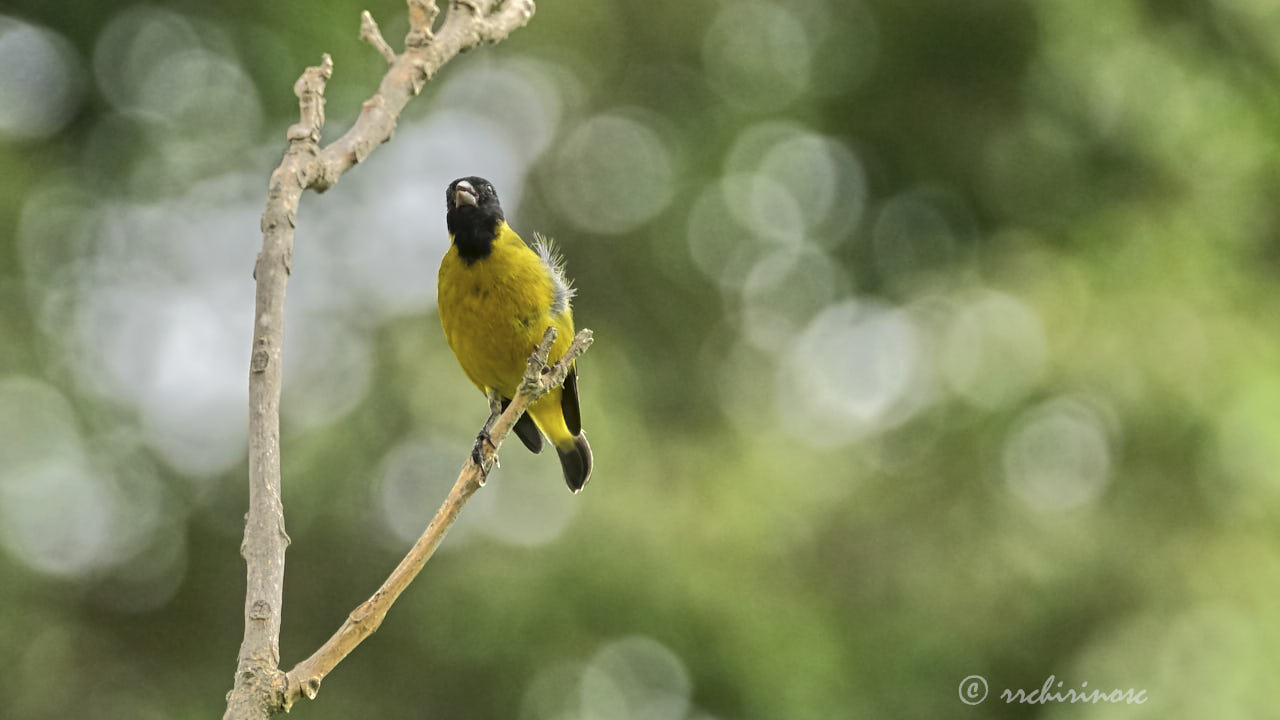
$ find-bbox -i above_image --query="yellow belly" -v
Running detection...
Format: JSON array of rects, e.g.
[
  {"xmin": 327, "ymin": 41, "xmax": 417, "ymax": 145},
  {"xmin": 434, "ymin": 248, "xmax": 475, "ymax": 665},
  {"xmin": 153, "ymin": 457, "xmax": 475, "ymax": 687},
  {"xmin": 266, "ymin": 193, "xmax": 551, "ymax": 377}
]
[{"xmin": 438, "ymin": 227, "xmax": 576, "ymax": 443}]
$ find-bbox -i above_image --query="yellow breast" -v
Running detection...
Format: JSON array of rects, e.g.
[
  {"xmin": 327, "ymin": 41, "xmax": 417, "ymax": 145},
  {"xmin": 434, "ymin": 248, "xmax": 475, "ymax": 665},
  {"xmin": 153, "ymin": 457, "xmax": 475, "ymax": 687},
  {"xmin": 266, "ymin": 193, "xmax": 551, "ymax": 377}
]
[{"xmin": 437, "ymin": 223, "xmax": 575, "ymax": 399}]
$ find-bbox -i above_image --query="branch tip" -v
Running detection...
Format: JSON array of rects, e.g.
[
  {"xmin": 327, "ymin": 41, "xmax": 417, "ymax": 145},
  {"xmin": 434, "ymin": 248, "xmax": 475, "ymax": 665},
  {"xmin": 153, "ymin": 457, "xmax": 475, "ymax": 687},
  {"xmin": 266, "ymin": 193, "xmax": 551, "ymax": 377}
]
[
  {"xmin": 478, "ymin": 0, "xmax": 535, "ymax": 43},
  {"xmin": 360, "ymin": 12, "xmax": 398, "ymax": 65},
  {"xmin": 285, "ymin": 54, "xmax": 333, "ymax": 144},
  {"xmin": 553, "ymin": 329, "xmax": 594, "ymax": 380},
  {"xmin": 536, "ymin": 326, "xmax": 558, "ymax": 360}
]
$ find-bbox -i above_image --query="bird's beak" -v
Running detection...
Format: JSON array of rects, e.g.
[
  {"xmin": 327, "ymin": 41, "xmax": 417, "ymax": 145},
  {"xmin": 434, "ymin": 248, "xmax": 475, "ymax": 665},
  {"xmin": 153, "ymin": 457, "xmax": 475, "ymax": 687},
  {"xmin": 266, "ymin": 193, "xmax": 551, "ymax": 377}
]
[{"xmin": 455, "ymin": 181, "xmax": 477, "ymax": 208}]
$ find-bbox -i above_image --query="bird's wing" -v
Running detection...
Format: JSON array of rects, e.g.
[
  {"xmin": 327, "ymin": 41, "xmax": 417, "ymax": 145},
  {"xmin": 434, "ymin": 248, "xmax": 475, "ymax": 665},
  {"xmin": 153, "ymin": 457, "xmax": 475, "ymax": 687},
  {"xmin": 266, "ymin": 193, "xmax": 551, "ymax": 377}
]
[{"xmin": 561, "ymin": 365, "xmax": 582, "ymax": 436}]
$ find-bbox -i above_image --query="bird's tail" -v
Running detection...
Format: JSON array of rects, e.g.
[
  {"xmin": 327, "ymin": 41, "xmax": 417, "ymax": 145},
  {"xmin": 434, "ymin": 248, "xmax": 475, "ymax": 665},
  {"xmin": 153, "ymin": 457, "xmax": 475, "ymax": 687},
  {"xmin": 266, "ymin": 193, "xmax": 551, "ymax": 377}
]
[{"xmin": 556, "ymin": 431, "xmax": 593, "ymax": 493}]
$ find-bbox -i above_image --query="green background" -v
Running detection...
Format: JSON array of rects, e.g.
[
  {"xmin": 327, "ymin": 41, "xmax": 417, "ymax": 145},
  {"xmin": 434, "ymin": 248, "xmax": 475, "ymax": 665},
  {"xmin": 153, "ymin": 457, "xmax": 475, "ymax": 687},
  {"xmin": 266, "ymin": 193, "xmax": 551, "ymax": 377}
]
[{"xmin": 2, "ymin": 0, "xmax": 1279, "ymax": 718}]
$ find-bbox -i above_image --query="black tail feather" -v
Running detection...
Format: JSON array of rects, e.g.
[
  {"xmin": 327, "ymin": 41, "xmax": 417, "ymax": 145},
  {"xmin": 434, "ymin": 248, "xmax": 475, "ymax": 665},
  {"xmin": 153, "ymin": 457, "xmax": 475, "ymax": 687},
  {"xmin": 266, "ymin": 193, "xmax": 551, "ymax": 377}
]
[
  {"xmin": 557, "ymin": 431, "xmax": 593, "ymax": 493},
  {"xmin": 502, "ymin": 397, "xmax": 544, "ymax": 454}
]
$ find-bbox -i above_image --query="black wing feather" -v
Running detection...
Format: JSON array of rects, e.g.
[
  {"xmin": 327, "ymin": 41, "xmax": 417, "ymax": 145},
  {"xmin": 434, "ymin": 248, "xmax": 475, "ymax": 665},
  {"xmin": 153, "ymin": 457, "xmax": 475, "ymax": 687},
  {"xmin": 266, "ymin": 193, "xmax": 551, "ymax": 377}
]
[{"xmin": 561, "ymin": 366, "xmax": 582, "ymax": 436}]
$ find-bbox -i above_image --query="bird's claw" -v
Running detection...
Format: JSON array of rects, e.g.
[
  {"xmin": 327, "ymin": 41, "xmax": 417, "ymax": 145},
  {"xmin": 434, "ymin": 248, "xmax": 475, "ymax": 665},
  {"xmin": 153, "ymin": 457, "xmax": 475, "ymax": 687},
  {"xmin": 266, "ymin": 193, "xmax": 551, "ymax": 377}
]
[{"xmin": 472, "ymin": 430, "xmax": 497, "ymax": 483}]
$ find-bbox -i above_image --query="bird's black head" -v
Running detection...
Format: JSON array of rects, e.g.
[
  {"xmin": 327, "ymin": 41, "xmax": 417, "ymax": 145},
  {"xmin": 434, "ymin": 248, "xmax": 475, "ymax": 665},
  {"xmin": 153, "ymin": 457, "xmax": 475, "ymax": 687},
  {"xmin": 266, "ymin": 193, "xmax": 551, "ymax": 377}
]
[{"xmin": 445, "ymin": 176, "xmax": 505, "ymax": 262}]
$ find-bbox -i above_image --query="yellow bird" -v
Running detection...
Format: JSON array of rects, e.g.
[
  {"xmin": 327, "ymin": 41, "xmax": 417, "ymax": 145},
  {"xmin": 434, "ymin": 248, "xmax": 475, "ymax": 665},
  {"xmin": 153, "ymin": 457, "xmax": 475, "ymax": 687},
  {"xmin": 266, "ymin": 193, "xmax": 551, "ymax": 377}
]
[{"xmin": 437, "ymin": 177, "xmax": 593, "ymax": 492}]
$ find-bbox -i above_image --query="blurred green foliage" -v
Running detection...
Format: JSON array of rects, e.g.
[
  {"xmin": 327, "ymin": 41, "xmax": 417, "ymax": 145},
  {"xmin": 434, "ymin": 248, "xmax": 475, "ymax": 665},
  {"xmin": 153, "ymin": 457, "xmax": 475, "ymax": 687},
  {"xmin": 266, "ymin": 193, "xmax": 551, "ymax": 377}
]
[{"xmin": 2, "ymin": 0, "xmax": 1280, "ymax": 718}]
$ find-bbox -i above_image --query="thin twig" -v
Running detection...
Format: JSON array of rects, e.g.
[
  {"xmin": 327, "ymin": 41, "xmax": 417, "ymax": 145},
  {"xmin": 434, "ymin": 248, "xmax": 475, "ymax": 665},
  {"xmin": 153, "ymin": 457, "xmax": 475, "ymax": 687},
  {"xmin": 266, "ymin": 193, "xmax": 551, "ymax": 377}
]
[
  {"xmin": 282, "ymin": 328, "xmax": 592, "ymax": 705},
  {"xmin": 224, "ymin": 2, "xmax": 535, "ymax": 718},
  {"xmin": 313, "ymin": 0, "xmax": 535, "ymax": 190},
  {"xmin": 360, "ymin": 12, "xmax": 397, "ymax": 65}
]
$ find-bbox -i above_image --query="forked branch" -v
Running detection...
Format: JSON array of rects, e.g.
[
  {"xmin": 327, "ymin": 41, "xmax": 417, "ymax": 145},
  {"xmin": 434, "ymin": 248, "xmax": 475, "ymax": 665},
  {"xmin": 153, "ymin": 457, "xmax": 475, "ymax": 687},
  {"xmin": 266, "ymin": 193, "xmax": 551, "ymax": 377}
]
[{"xmin": 224, "ymin": 2, "xmax": 535, "ymax": 719}]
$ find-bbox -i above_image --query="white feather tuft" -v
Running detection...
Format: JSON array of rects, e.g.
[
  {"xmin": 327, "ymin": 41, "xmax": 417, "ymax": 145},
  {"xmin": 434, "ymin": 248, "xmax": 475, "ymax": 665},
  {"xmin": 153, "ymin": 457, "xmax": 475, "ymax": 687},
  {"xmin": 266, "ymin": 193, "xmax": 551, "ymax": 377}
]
[{"xmin": 533, "ymin": 232, "xmax": 577, "ymax": 316}]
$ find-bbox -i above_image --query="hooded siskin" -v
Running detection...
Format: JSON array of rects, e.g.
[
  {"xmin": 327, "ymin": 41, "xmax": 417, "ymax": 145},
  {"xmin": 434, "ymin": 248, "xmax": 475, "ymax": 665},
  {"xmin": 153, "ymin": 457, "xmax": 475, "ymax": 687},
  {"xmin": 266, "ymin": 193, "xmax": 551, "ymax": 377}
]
[{"xmin": 437, "ymin": 176, "xmax": 593, "ymax": 492}]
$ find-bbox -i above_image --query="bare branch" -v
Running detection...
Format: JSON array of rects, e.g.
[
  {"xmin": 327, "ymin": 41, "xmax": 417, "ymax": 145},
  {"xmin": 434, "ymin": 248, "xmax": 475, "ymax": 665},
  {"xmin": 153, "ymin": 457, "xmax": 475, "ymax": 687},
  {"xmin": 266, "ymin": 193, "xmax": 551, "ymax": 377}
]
[
  {"xmin": 225, "ymin": 2, "xmax": 535, "ymax": 718},
  {"xmin": 285, "ymin": 54, "xmax": 332, "ymax": 143},
  {"xmin": 282, "ymin": 327, "xmax": 592, "ymax": 705},
  {"xmin": 224, "ymin": 49, "xmax": 335, "ymax": 720},
  {"xmin": 477, "ymin": 0, "xmax": 536, "ymax": 44},
  {"xmin": 406, "ymin": 0, "xmax": 441, "ymax": 47},
  {"xmin": 360, "ymin": 12, "xmax": 397, "ymax": 65},
  {"xmin": 526, "ymin": 327, "xmax": 593, "ymax": 396},
  {"xmin": 312, "ymin": 0, "xmax": 535, "ymax": 190}
]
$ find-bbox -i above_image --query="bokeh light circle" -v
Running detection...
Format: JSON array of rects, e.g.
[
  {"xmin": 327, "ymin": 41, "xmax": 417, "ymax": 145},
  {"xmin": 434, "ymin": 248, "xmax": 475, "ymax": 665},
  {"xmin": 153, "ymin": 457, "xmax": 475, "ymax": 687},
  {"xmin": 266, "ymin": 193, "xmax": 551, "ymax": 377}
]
[
  {"xmin": 135, "ymin": 48, "xmax": 262, "ymax": 141},
  {"xmin": 0, "ymin": 377, "xmax": 152, "ymax": 580},
  {"xmin": 872, "ymin": 191, "xmax": 958, "ymax": 290},
  {"xmin": 476, "ymin": 453, "xmax": 581, "ymax": 547},
  {"xmin": 685, "ymin": 177, "xmax": 757, "ymax": 288},
  {"xmin": 0, "ymin": 17, "xmax": 84, "ymax": 140},
  {"xmin": 436, "ymin": 58, "xmax": 565, "ymax": 163},
  {"xmin": 0, "ymin": 460, "xmax": 118, "ymax": 578},
  {"xmin": 1003, "ymin": 397, "xmax": 1112, "ymax": 511},
  {"xmin": 739, "ymin": 245, "xmax": 848, "ymax": 352},
  {"xmin": 377, "ymin": 441, "xmax": 495, "ymax": 550},
  {"xmin": 282, "ymin": 319, "xmax": 374, "ymax": 431},
  {"xmin": 686, "ymin": 173, "xmax": 808, "ymax": 289},
  {"xmin": 0, "ymin": 375, "xmax": 82, "ymax": 474},
  {"xmin": 759, "ymin": 131, "xmax": 866, "ymax": 246},
  {"xmin": 722, "ymin": 123, "xmax": 867, "ymax": 250},
  {"xmin": 703, "ymin": 1, "xmax": 812, "ymax": 112},
  {"xmin": 580, "ymin": 636, "xmax": 692, "ymax": 720},
  {"xmin": 776, "ymin": 299, "xmax": 926, "ymax": 447},
  {"xmin": 941, "ymin": 290, "xmax": 1048, "ymax": 409},
  {"xmin": 521, "ymin": 661, "xmax": 586, "ymax": 720},
  {"xmin": 93, "ymin": 6, "xmax": 199, "ymax": 113},
  {"xmin": 551, "ymin": 112, "xmax": 675, "ymax": 235},
  {"xmin": 135, "ymin": 292, "xmax": 249, "ymax": 477},
  {"xmin": 723, "ymin": 172, "xmax": 806, "ymax": 248}
]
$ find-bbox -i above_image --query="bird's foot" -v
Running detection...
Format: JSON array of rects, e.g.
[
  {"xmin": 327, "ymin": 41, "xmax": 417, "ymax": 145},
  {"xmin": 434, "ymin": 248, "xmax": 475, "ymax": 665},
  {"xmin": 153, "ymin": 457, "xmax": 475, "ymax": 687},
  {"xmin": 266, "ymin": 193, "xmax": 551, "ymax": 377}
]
[{"xmin": 472, "ymin": 430, "xmax": 497, "ymax": 484}]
